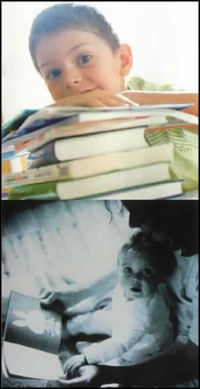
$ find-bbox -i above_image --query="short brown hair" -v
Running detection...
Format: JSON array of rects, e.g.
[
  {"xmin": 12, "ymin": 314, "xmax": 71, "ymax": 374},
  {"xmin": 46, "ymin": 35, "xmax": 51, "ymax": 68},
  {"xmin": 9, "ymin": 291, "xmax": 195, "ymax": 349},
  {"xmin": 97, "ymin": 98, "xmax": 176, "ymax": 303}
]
[{"xmin": 29, "ymin": 3, "xmax": 120, "ymax": 72}]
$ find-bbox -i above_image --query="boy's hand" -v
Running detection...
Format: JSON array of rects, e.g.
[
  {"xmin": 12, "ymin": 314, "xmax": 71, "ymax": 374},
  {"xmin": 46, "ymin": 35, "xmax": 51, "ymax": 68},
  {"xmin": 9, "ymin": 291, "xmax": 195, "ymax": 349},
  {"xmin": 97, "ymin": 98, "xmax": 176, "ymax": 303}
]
[
  {"xmin": 63, "ymin": 354, "xmax": 86, "ymax": 378},
  {"xmin": 51, "ymin": 88, "xmax": 138, "ymax": 108},
  {"xmin": 59, "ymin": 365, "xmax": 100, "ymax": 387}
]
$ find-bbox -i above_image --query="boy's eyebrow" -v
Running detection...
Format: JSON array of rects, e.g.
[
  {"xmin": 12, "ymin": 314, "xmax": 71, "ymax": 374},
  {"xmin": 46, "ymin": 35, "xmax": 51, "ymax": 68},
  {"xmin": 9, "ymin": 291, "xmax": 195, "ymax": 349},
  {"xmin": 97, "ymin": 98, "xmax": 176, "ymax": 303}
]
[
  {"xmin": 121, "ymin": 263, "xmax": 132, "ymax": 267},
  {"xmin": 39, "ymin": 42, "xmax": 92, "ymax": 69}
]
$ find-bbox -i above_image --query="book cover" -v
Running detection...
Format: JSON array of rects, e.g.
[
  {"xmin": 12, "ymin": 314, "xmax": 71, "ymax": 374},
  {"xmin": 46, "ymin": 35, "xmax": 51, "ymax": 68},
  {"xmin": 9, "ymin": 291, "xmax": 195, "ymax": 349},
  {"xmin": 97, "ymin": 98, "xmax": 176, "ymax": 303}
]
[{"xmin": 3, "ymin": 291, "xmax": 63, "ymax": 380}]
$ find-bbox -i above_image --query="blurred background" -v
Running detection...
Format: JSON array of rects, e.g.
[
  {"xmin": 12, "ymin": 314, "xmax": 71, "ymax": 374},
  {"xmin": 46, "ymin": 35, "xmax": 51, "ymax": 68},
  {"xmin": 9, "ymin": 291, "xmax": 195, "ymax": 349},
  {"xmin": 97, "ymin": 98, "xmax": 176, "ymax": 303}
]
[
  {"xmin": 2, "ymin": 1, "xmax": 198, "ymax": 122},
  {"xmin": 2, "ymin": 200, "xmax": 132, "ymax": 300}
]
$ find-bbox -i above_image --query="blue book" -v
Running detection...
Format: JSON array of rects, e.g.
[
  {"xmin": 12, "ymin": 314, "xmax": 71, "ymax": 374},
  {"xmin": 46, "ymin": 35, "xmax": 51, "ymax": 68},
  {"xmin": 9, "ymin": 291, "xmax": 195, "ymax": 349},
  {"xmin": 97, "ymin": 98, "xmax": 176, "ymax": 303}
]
[{"xmin": 2, "ymin": 103, "xmax": 193, "ymax": 142}]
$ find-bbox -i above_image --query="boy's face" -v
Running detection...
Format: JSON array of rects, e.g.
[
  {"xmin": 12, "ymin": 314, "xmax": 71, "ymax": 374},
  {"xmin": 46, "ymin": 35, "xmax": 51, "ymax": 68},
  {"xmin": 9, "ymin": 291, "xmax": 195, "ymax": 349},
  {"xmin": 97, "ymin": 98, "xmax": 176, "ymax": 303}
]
[
  {"xmin": 118, "ymin": 250, "xmax": 158, "ymax": 300},
  {"xmin": 35, "ymin": 29, "xmax": 130, "ymax": 101}
]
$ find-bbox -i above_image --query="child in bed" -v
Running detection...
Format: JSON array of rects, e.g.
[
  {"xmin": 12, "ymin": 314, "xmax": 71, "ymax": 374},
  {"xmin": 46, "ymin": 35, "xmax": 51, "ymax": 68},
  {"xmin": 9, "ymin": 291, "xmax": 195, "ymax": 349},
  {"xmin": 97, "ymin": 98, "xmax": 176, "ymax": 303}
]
[{"xmin": 62, "ymin": 231, "xmax": 176, "ymax": 377}]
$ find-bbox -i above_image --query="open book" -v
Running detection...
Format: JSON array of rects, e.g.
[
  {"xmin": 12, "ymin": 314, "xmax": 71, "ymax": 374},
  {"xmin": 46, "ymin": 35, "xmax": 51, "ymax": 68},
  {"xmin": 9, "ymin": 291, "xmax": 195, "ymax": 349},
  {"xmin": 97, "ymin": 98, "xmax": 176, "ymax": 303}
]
[{"xmin": 3, "ymin": 291, "xmax": 63, "ymax": 380}]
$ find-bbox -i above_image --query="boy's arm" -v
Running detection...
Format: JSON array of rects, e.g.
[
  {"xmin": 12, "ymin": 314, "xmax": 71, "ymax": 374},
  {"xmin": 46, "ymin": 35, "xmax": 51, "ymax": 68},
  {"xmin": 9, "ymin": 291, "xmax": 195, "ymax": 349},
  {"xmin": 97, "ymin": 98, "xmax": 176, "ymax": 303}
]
[
  {"xmin": 122, "ymin": 91, "xmax": 198, "ymax": 117},
  {"xmin": 83, "ymin": 331, "xmax": 142, "ymax": 365},
  {"xmin": 96, "ymin": 339, "xmax": 198, "ymax": 387},
  {"xmin": 59, "ymin": 339, "xmax": 198, "ymax": 387},
  {"xmin": 48, "ymin": 88, "xmax": 136, "ymax": 108}
]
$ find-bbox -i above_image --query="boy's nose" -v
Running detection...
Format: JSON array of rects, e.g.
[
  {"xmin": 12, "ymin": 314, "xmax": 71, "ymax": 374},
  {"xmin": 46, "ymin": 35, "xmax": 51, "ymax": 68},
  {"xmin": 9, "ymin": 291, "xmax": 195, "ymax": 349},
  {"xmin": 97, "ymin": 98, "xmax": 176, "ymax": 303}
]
[
  {"xmin": 132, "ymin": 273, "xmax": 142, "ymax": 283},
  {"xmin": 63, "ymin": 67, "xmax": 83, "ymax": 93}
]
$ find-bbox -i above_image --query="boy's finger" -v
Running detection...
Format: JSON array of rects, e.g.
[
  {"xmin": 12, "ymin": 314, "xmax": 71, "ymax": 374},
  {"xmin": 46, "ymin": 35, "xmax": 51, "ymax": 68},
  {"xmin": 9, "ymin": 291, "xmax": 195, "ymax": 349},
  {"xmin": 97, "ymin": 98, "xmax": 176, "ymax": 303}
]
[
  {"xmin": 58, "ymin": 376, "xmax": 87, "ymax": 387},
  {"xmin": 116, "ymin": 94, "xmax": 139, "ymax": 106},
  {"xmin": 63, "ymin": 360, "xmax": 74, "ymax": 374},
  {"xmin": 116, "ymin": 96, "xmax": 136, "ymax": 105}
]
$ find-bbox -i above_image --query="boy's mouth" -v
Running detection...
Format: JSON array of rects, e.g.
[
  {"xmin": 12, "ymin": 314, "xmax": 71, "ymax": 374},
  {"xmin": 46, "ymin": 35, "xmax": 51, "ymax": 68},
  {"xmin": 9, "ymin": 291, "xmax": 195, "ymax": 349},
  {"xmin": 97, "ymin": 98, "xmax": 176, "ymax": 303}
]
[{"xmin": 130, "ymin": 287, "xmax": 141, "ymax": 293}]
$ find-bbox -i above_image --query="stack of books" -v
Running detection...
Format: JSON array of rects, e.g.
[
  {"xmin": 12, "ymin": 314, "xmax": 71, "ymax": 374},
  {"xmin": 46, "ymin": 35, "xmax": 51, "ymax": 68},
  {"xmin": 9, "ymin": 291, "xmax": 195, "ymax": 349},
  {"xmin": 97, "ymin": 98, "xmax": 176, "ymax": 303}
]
[{"xmin": 2, "ymin": 104, "xmax": 198, "ymax": 200}]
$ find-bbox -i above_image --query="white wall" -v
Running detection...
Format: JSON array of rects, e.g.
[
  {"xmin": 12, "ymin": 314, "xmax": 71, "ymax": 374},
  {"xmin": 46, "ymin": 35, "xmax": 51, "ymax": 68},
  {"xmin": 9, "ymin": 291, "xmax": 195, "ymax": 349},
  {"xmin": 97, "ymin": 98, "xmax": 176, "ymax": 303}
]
[
  {"xmin": 2, "ymin": 1, "xmax": 198, "ymax": 121},
  {"xmin": 2, "ymin": 200, "xmax": 132, "ymax": 298}
]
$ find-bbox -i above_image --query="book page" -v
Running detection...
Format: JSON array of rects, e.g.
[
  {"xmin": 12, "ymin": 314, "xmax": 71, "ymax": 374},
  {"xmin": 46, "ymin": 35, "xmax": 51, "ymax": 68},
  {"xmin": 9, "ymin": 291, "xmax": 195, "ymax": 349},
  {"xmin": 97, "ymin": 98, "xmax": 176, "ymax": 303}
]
[{"xmin": 4, "ymin": 341, "xmax": 63, "ymax": 380}]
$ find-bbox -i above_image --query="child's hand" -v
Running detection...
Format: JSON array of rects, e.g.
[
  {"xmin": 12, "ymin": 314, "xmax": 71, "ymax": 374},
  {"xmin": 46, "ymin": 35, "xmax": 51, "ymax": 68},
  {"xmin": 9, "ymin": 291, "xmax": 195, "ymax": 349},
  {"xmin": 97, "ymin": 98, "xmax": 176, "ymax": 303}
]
[
  {"xmin": 59, "ymin": 365, "xmax": 100, "ymax": 387},
  {"xmin": 50, "ymin": 88, "xmax": 138, "ymax": 108},
  {"xmin": 63, "ymin": 354, "xmax": 86, "ymax": 378}
]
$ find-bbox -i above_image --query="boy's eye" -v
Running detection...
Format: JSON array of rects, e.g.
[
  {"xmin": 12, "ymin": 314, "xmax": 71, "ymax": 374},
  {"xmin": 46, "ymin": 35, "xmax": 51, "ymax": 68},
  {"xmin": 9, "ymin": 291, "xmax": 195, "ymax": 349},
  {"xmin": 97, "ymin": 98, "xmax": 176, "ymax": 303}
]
[
  {"xmin": 77, "ymin": 55, "xmax": 91, "ymax": 65},
  {"xmin": 123, "ymin": 266, "xmax": 133, "ymax": 274},
  {"xmin": 141, "ymin": 268, "xmax": 155, "ymax": 278},
  {"xmin": 47, "ymin": 69, "xmax": 61, "ymax": 80}
]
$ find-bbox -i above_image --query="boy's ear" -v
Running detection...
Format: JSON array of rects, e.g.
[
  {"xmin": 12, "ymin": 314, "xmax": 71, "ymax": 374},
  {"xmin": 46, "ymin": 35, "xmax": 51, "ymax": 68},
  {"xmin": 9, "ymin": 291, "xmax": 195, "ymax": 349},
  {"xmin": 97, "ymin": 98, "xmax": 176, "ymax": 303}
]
[{"xmin": 118, "ymin": 44, "xmax": 133, "ymax": 76}]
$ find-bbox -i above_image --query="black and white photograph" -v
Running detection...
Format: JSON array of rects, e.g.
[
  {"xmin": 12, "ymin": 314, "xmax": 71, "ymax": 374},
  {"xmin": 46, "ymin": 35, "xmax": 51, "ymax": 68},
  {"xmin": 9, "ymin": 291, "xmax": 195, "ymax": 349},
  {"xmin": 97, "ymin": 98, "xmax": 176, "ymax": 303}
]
[{"xmin": 2, "ymin": 200, "xmax": 199, "ymax": 387}]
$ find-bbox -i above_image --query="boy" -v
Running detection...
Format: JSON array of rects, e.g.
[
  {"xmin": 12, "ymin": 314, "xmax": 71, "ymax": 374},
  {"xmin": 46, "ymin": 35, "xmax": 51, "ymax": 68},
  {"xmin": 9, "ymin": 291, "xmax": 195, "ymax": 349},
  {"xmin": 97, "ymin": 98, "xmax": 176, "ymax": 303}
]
[
  {"xmin": 29, "ymin": 3, "xmax": 198, "ymax": 116},
  {"xmin": 27, "ymin": 3, "xmax": 198, "ymax": 191},
  {"xmin": 62, "ymin": 232, "xmax": 175, "ymax": 378}
]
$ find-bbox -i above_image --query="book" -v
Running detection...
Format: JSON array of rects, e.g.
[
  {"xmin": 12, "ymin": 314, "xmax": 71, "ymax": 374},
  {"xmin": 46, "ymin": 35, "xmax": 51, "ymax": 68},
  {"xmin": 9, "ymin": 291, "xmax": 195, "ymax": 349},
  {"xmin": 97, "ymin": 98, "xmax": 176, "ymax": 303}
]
[
  {"xmin": 8, "ymin": 162, "xmax": 172, "ymax": 200},
  {"xmin": 27, "ymin": 126, "xmax": 149, "ymax": 167},
  {"xmin": 3, "ymin": 291, "xmax": 63, "ymax": 380},
  {"xmin": 2, "ymin": 103, "xmax": 197, "ymax": 152},
  {"xmin": 92, "ymin": 180, "xmax": 183, "ymax": 200},
  {"xmin": 13, "ymin": 115, "xmax": 169, "ymax": 154},
  {"xmin": 14, "ymin": 118, "xmax": 197, "ymax": 155},
  {"xmin": 2, "ymin": 143, "xmax": 174, "ymax": 187}
]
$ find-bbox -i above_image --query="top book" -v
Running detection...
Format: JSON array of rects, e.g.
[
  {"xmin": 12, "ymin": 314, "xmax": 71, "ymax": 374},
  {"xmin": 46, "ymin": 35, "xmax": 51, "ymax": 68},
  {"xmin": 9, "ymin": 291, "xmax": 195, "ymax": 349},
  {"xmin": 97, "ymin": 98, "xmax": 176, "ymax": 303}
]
[
  {"xmin": 2, "ymin": 103, "xmax": 196, "ymax": 142},
  {"xmin": 2, "ymin": 104, "xmax": 198, "ymax": 155}
]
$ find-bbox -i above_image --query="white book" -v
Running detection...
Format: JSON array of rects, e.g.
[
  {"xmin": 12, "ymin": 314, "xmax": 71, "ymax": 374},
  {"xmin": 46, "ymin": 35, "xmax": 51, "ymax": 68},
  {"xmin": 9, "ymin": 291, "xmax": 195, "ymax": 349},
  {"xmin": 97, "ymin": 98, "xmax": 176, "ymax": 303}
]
[
  {"xmin": 56, "ymin": 162, "xmax": 171, "ymax": 200},
  {"xmin": 8, "ymin": 162, "xmax": 172, "ymax": 200},
  {"xmin": 13, "ymin": 115, "xmax": 169, "ymax": 154},
  {"xmin": 28, "ymin": 126, "xmax": 149, "ymax": 166},
  {"xmin": 2, "ymin": 104, "xmax": 197, "ymax": 151},
  {"xmin": 2, "ymin": 143, "xmax": 174, "ymax": 188},
  {"xmin": 92, "ymin": 180, "xmax": 183, "ymax": 200}
]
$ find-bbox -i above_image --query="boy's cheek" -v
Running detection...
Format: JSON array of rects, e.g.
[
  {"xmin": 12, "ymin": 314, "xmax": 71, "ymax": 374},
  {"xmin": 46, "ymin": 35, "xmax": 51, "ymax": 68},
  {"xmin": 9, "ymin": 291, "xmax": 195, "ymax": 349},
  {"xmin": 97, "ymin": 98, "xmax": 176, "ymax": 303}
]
[
  {"xmin": 46, "ymin": 83, "xmax": 64, "ymax": 101},
  {"xmin": 143, "ymin": 280, "xmax": 156, "ymax": 295}
]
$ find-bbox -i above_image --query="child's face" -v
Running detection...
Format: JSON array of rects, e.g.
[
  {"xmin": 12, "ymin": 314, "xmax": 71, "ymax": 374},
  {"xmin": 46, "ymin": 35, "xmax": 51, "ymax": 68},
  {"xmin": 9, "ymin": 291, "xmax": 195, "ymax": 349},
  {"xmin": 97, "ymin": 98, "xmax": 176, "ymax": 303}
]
[
  {"xmin": 35, "ymin": 29, "xmax": 130, "ymax": 102},
  {"xmin": 118, "ymin": 250, "xmax": 158, "ymax": 300}
]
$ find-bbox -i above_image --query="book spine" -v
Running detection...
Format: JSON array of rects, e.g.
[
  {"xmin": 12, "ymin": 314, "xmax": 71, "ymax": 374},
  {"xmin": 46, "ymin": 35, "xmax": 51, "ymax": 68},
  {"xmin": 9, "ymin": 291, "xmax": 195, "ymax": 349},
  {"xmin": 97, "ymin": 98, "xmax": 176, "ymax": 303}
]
[{"xmin": 2, "ymin": 163, "xmax": 71, "ymax": 188}]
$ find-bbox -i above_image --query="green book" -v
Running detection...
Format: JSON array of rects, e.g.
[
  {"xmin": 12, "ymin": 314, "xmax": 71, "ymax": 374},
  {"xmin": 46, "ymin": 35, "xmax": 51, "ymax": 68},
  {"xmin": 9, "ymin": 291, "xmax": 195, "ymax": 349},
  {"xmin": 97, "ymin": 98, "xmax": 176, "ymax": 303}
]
[{"xmin": 9, "ymin": 162, "xmax": 172, "ymax": 200}]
